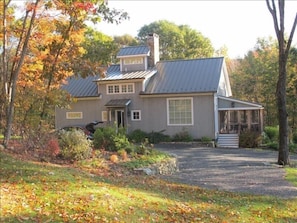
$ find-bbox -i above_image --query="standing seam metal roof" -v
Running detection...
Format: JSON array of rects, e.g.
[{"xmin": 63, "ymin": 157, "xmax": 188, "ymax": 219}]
[
  {"xmin": 117, "ymin": 45, "xmax": 149, "ymax": 57},
  {"xmin": 61, "ymin": 75, "xmax": 99, "ymax": 97},
  {"xmin": 144, "ymin": 57, "xmax": 224, "ymax": 94},
  {"xmin": 97, "ymin": 65, "xmax": 157, "ymax": 81}
]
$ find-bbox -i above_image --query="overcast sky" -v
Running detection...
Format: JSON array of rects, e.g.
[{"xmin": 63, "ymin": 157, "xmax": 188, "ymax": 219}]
[{"xmin": 97, "ymin": 0, "xmax": 297, "ymax": 58}]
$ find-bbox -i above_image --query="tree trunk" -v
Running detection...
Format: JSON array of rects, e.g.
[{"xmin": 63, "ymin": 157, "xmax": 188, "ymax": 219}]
[
  {"xmin": 3, "ymin": 0, "xmax": 40, "ymax": 147},
  {"xmin": 277, "ymin": 51, "xmax": 289, "ymax": 165},
  {"xmin": 266, "ymin": 0, "xmax": 297, "ymax": 165}
]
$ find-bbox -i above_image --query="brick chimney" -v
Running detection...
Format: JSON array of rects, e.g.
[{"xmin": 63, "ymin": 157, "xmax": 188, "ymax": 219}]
[{"xmin": 147, "ymin": 33, "xmax": 159, "ymax": 68}]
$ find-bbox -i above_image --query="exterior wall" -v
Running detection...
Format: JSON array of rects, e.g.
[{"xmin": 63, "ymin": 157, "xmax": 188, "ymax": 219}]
[
  {"xmin": 55, "ymin": 98, "xmax": 101, "ymax": 129},
  {"xmin": 133, "ymin": 94, "xmax": 215, "ymax": 140},
  {"xmin": 56, "ymin": 80, "xmax": 216, "ymax": 140}
]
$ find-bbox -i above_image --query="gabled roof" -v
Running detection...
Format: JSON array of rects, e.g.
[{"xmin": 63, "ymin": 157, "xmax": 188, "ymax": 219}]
[
  {"xmin": 117, "ymin": 45, "xmax": 149, "ymax": 57},
  {"xmin": 97, "ymin": 64, "xmax": 157, "ymax": 82},
  {"xmin": 144, "ymin": 57, "xmax": 224, "ymax": 94},
  {"xmin": 61, "ymin": 75, "xmax": 99, "ymax": 98}
]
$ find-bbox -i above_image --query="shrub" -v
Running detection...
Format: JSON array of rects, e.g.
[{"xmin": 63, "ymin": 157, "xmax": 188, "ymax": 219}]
[
  {"xmin": 93, "ymin": 125, "xmax": 130, "ymax": 152},
  {"xmin": 292, "ymin": 130, "xmax": 297, "ymax": 144},
  {"xmin": 47, "ymin": 138, "xmax": 61, "ymax": 157},
  {"xmin": 264, "ymin": 126, "xmax": 279, "ymax": 143},
  {"xmin": 266, "ymin": 141, "xmax": 278, "ymax": 150},
  {"xmin": 201, "ymin": 136, "xmax": 212, "ymax": 143},
  {"xmin": 239, "ymin": 131, "xmax": 262, "ymax": 148},
  {"xmin": 93, "ymin": 126, "xmax": 116, "ymax": 150},
  {"xmin": 172, "ymin": 129, "xmax": 193, "ymax": 142},
  {"xmin": 58, "ymin": 130, "xmax": 92, "ymax": 161},
  {"xmin": 128, "ymin": 129, "xmax": 148, "ymax": 143},
  {"xmin": 147, "ymin": 130, "xmax": 171, "ymax": 143}
]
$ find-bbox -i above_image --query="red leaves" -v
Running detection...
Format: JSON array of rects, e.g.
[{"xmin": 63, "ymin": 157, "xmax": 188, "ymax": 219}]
[{"xmin": 74, "ymin": 2, "xmax": 96, "ymax": 14}]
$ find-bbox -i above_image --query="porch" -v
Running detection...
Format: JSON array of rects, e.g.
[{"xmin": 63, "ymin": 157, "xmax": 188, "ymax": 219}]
[{"xmin": 217, "ymin": 96, "xmax": 264, "ymax": 148}]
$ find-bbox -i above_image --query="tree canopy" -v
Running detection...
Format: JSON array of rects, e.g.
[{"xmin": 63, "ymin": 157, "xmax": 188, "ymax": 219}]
[
  {"xmin": 137, "ymin": 20, "xmax": 214, "ymax": 60},
  {"xmin": 0, "ymin": 0, "xmax": 128, "ymax": 146}
]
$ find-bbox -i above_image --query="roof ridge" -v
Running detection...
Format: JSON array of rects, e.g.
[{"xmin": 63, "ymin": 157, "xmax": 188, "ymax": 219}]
[
  {"xmin": 158, "ymin": 56, "xmax": 224, "ymax": 63},
  {"xmin": 122, "ymin": 45, "xmax": 147, "ymax": 48}
]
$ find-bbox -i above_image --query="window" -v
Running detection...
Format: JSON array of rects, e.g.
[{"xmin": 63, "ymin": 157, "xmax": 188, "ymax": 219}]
[
  {"xmin": 124, "ymin": 57, "xmax": 143, "ymax": 65},
  {"xmin": 131, "ymin": 110, "xmax": 141, "ymax": 121},
  {"xmin": 102, "ymin": 111, "xmax": 108, "ymax": 122},
  {"xmin": 167, "ymin": 98, "xmax": 193, "ymax": 125},
  {"xmin": 66, "ymin": 112, "xmax": 83, "ymax": 119},
  {"xmin": 107, "ymin": 83, "xmax": 134, "ymax": 94}
]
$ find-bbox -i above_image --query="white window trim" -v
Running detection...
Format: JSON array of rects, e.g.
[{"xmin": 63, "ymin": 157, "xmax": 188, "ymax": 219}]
[
  {"xmin": 131, "ymin": 110, "xmax": 141, "ymax": 121},
  {"xmin": 123, "ymin": 57, "xmax": 143, "ymax": 65},
  {"xmin": 167, "ymin": 97, "xmax": 194, "ymax": 126},
  {"xmin": 66, "ymin": 112, "xmax": 83, "ymax": 119},
  {"xmin": 106, "ymin": 83, "xmax": 135, "ymax": 94}
]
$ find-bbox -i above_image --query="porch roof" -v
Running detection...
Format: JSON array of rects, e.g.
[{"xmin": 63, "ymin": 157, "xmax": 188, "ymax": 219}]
[
  {"xmin": 218, "ymin": 96, "xmax": 264, "ymax": 110},
  {"xmin": 105, "ymin": 99, "xmax": 131, "ymax": 107}
]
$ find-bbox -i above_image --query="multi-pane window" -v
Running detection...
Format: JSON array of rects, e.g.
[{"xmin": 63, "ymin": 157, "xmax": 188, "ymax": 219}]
[
  {"xmin": 167, "ymin": 98, "xmax": 193, "ymax": 125},
  {"xmin": 107, "ymin": 83, "xmax": 134, "ymax": 94},
  {"xmin": 124, "ymin": 57, "xmax": 143, "ymax": 65},
  {"xmin": 131, "ymin": 110, "xmax": 141, "ymax": 121},
  {"xmin": 66, "ymin": 112, "xmax": 83, "ymax": 119}
]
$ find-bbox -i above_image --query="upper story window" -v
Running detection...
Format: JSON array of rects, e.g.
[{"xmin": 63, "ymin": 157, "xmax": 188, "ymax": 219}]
[
  {"xmin": 123, "ymin": 57, "xmax": 143, "ymax": 65},
  {"xmin": 107, "ymin": 83, "xmax": 134, "ymax": 94}
]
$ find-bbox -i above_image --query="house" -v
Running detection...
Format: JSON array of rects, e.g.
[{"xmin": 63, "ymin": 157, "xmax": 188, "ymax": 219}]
[{"xmin": 55, "ymin": 33, "xmax": 264, "ymax": 148}]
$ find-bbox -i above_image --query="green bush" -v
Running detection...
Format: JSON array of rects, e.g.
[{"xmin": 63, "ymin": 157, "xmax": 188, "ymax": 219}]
[
  {"xmin": 239, "ymin": 131, "xmax": 262, "ymax": 148},
  {"xmin": 58, "ymin": 130, "xmax": 92, "ymax": 161},
  {"xmin": 292, "ymin": 130, "xmax": 297, "ymax": 144},
  {"xmin": 93, "ymin": 126, "xmax": 116, "ymax": 150},
  {"xmin": 264, "ymin": 126, "xmax": 279, "ymax": 143},
  {"xmin": 93, "ymin": 125, "xmax": 130, "ymax": 152},
  {"xmin": 128, "ymin": 129, "xmax": 148, "ymax": 143},
  {"xmin": 172, "ymin": 129, "xmax": 193, "ymax": 142},
  {"xmin": 266, "ymin": 141, "xmax": 279, "ymax": 150},
  {"xmin": 289, "ymin": 143, "xmax": 297, "ymax": 153},
  {"xmin": 201, "ymin": 136, "xmax": 212, "ymax": 143},
  {"xmin": 147, "ymin": 130, "xmax": 171, "ymax": 143}
]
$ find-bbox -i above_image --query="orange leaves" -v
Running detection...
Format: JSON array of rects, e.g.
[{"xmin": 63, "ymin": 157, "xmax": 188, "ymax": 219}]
[{"xmin": 74, "ymin": 2, "xmax": 96, "ymax": 14}]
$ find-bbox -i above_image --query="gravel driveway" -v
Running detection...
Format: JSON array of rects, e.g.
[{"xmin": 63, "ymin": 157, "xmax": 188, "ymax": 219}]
[{"xmin": 156, "ymin": 144, "xmax": 297, "ymax": 199}]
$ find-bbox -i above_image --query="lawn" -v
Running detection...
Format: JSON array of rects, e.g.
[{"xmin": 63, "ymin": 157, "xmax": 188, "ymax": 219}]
[{"xmin": 1, "ymin": 150, "xmax": 297, "ymax": 223}]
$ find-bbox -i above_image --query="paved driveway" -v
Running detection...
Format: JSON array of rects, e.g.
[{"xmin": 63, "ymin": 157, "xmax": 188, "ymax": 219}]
[{"xmin": 156, "ymin": 144, "xmax": 297, "ymax": 199}]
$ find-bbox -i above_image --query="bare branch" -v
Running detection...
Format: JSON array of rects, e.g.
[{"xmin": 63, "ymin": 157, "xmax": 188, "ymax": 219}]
[
  {"xmin": 285, "ymin": 13, "xmax": 297, "ymax": 55},
  {"xmin": 266, "ymin": 0, "xmax": 281, "ymax": 39}
]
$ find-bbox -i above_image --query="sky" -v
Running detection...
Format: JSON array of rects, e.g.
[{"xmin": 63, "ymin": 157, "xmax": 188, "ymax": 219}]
[{"xmin": 96, "ymin": 0, "xmax": 297, "ymax": 58}]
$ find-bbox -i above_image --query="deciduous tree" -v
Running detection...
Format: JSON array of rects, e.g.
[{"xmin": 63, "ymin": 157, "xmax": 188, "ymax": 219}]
[
  {"xmin": 266, "ymin": 0, "xmax": 297, "ymax": 165},
  {"xmin": 137, "ymin": 20, "xmax": 214, "ymax": 60}
]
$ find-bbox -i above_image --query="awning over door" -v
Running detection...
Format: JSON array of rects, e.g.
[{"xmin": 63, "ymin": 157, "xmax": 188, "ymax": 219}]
[{"xmin": 105, "ymin": 99, "xmax": 131, "ymax": 107}]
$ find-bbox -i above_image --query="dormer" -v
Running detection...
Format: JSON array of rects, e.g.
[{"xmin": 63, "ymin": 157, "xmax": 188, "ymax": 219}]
[{"xmin": 116, "ymin": 33, "xmax": 160, "ymax": 72}]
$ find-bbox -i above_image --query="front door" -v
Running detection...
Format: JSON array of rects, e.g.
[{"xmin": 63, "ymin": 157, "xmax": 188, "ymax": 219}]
[{"xmin": 115, "ymin": 110, "xmax": 125, "ymax": 128}]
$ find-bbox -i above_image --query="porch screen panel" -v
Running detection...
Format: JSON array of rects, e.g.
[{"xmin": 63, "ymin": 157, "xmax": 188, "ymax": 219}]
[
  {"xmin": 251, "ymin": 110, "xmax": 260, "ymax": 131},
  {"xmin": 168, "ymin": 98, "xmax": 193, "ymax": 125}
]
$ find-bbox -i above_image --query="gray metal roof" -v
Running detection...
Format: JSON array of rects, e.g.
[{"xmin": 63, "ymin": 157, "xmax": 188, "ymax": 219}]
[
  {"xmin": 105, "ymin": 99, "xmax": 131, "ymax": 107},
  {"xmin": 97, "ymin": 64, "xmax": 157, "ymax": 81},
  {"xmin": 61, "ymin": 75, "xmax": 99, "ymax": 98},
  {"xmin": 144, "ymin": 57, "xmax": 224, "ymax": 94},
  {"xmin": 117, "ymin": 45, "xmax": 149, "ymax": 57}
]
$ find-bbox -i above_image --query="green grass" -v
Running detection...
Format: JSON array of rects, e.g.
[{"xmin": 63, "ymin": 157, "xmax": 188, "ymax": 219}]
[
  {"xmin": 285, "ymin": 166, "xmax": 297, "ymax": 187},
  {"xmin": 1, "ymin": 151, "xmax": 297, "ymax": 223}
]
